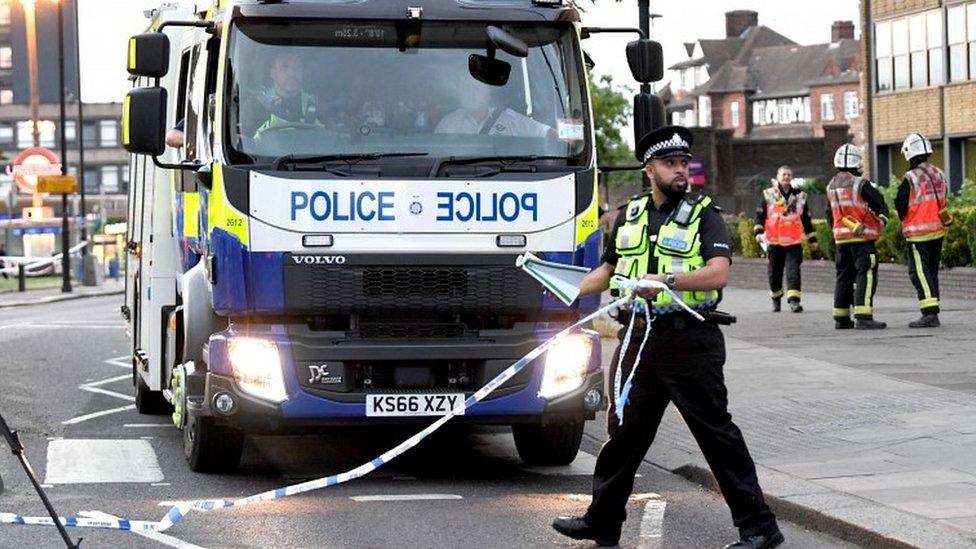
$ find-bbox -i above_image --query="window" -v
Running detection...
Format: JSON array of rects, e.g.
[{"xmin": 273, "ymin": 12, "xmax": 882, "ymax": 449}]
[
  {"xmin": 683, "ymin": 109, "xmax": 695, "ymax": 128},
  {"xmin": 969, "ymin": 3, "xmax": 976, "ymax": 80},
  {"xmin": 843, "ymin": 91, "xmax": 859, "ymax": 119},
  {"xmin": 671, "ymin": 112, "xmax": 682, "ymax": 125},
  {"xmin": 0, "ymin": 88, "xmax": 11, "ymax": 105},
  {"xmin": 0, "ymin": 47, "xmax": 11, "ymax": 70},
  {"xmin": 83, "ymin": 168, "xmax": 99, "ymax": 194},
  {"xmin": 730, "ymin": 101, "xmax": 740, "ymax": 128},
  {"xmin": 698, "ymin": 95, "xmax": 711, "ymax": 127},
  {"xmin": 16, "ymin": 121, "xmax": 32, "ymax": 148},
  {"xmin": 0, "ymin": 6, "xmax": 10, "ymax": 26},
  {"xmin": 99, "ymin": 120, "xmax": 118, "ymax": 147},
  {"xmin": 38, "ymin": 120, "xmax": 54, "ymax": 147},
  {"xmin": 949, "ymin": 4, "xmax": 967, "ymax": 82},
  {"xmin": 0, "ymin": 123, "xmax": 12, "ymax": 143},
  {"xmin": 101, "ymin": 166, "xmax": 119, "ymax": 193},
  {"xmin": 910, "ymin": 14, "xmax": 927, "ymax": 86},
  {"xmin": 893, "ymin": 18, "xmax": 910, "ymax": 89},
  {"xmin": 876, "ymin": 21, "xmax": 892, "ymax": 91},
  {"xmin": 696, "ymin": 65, "xmax": 708, "ymax": 87},
  {"xmin": 63, "ymin": 120, "xmax": 76, "ymax": 142},
  {"xmin": 929, "ymin": 11, "xmax": 945, "ymax": 85},
  {"xmin": 83, "ymin": 122, "xmax": 98, "ymax": 147},
  {"xmin": 820, "ymin": 93, "xmax": 835, "ymax": 121}
]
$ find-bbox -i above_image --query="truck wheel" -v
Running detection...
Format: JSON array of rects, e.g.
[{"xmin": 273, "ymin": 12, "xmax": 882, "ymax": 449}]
[
  {"xmin": 183, "ymin": 413, "xmax": 244, "ymax": 473},
  {"xmin": 135, "ymin": 376, "xmax": 171, "ymax": 415},
  {"xmin": 512, "ymin": 420, "xmax": 584, "ymax": 466}
]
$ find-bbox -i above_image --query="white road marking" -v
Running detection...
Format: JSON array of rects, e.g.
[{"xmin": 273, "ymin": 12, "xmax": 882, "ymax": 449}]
[
  {"xmin": 62, "ymin": 404, "xmax": 136, "ymax": 425},
  {"xmin": 78, "ymin": 385, "xmax": 136, "ymax": 402},
  {"xmin": 124, "ymin": 423, "xmax": 172, "ymax": 428},
  {"xmin": 151, "ymin": 482, "xmax": 171, "ymax": 487},
  {"xmin": 84, "ymin": 374, "xmax": 132, "ymax": 387},
  {"xmin": 638, "ymin": 495, "xmax": 667, "ymax": 547},
  {"xmin": 350, "ymin": 494, "xmax": 464, "ymax": 502},
  {"xmin": 105, "ymin": 356, "xmax": 131, "ymax": 369},
  {"xmin": 45, "ymin": 439, "xmax": 164, "ymax": 484},
  {"xmin": 79, "ymin": 511, "xmax": 206, "ymax": 549}
]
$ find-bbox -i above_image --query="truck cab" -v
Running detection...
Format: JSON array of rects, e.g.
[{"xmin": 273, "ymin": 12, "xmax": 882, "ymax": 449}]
[{"xmin": 123, "ymin": 0, "xmax": 662, "ymax": 472}]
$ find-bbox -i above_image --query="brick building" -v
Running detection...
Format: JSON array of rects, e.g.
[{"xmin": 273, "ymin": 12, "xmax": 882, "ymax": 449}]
[{"xmin": 862, "ymin": 0, "xmax": 976, "ymax": 189}]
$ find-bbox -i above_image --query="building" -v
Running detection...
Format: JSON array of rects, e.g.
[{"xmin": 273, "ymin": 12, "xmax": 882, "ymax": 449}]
[
  {"xmin": 667, "ymin": 11, "xmax": 864, "ymax": 147},
  {"xmin": 862, "ymin": 0, "xmax": 976, "ymax": 189},
  {"xmin": 0, "ymin": 0, "xmax": 127, "ymax": 255}
]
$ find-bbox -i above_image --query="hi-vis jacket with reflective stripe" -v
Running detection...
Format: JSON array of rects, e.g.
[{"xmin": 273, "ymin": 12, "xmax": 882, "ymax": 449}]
[
  {"xmin": 827, "ymin": 171, "xmax": 883, "ymax": 243},
  {"xmin": 902, "ymin": 162, "xmax": 948, "ymax": 241},
  {"xmin": 256, "ymin": 91, "xmax": 318, "ymax": 134},
  {"xmin": 612, "ymin": 194, "xmax": 719, "ymax": 314},
  {"xmin": 762, "ymin": 185, "xmax": 806, "ymax": 246}
]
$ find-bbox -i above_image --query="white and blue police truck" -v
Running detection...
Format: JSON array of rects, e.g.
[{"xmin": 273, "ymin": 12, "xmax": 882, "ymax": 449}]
[{"xmin": 122, "ymin": 0, "xmax": 664, "ymax": 472}]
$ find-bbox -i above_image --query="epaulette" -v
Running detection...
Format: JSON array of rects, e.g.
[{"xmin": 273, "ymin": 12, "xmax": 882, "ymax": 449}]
[{"xmin": 711, "ymin": 203, "xmax": 724, "ymax": 213}]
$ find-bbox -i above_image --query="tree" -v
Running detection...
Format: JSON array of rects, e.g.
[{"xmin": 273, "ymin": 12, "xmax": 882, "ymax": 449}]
[{"xmin": 589, "ymin": 74, "xmax": 636, "ymax": 186}]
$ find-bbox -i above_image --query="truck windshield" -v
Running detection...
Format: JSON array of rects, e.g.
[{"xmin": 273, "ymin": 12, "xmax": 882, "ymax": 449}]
[{"xmin": 225, "ymin": 20, "xmax": 590, "ymax": 165}]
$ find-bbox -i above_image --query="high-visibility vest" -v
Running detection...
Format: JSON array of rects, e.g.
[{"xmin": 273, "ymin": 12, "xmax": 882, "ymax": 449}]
[
  {"xmin": 902, "ymin": 162, "xmax": 948, "ymax": 241},
  {"xmin": 256, "ymin": 91, "xmax": 318, "ymax": 134},
  {"xmin": 762, "ymin": 185, "xmax": 806, "ymax": 246},
  {"xmin": 611, "ymin": 194, "xmax": 720, "ymax": 314},
  {"xmin": 827, "ymin": 171, "xmax": 883, "ymax": 243}
]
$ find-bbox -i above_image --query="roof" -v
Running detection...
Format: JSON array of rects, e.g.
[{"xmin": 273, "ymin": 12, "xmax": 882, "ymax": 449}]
[
  {"xmin": 747, "ymin": 38, "xmax": 861, "ymax": 98},
  {"xmin": 668, "ymin": 26, "xmax": 795, "ymax": 71}
]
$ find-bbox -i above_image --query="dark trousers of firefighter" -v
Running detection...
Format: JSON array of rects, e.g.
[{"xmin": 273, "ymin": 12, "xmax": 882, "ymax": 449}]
[
  {"xmin": 834, "ymin": 241, "xmax": 879, "ymax": 319},
  {"xmin": 767, "ymin": 244, "xmax": 803, "ymax": 302},
  {"xmin": 907, "ymin": 238, "xmax": 943, "ymax": 314},
  {"xmin": 587, "ymin": 322, "xmax": 776, "ymax": 537}
]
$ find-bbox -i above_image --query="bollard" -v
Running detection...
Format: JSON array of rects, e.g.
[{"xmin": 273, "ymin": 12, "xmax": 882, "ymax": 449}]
[{"xmin": 17, "ymin": 264, "xmax": 26, "ymax": 292}]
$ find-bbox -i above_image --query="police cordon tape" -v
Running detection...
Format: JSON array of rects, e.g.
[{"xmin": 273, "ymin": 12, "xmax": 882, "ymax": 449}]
[{"xmin": 0, "ymin": 279, "xmax": 695, "ymax": 536}]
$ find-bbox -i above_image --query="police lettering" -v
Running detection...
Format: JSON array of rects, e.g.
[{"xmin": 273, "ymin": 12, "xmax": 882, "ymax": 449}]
[
  {"xmin": 435, "ymin": 192, "xmax": 538, "ymax": 222},
  {"xmin": 290, "ymin": 191, "xmax": 395, "ymax": 222}
]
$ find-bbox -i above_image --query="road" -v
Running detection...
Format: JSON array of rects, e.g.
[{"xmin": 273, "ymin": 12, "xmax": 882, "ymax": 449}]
[{"xmin": 0, "ymin": 296, "xmax": 853, "ymax": 548}]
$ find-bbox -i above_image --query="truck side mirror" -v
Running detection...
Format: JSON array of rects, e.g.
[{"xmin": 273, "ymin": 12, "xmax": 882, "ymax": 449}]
[
  {"xmin": 626, "ymin": 39, "xmax": 663, "ymax": 84},
  {"xmin": 195, "ymin": 164, "xmax": 213, "ymax": 191},
  {"xmin": 633, "ymin": 93, "xmax": 667, "ymax": 159},
  {"xmin": 122, "ymin": 87, "xmax": 167, "ymax": 156},
  {"xmin": 127, "ymin": 33, "xmax": 170, "ymax": 78},
  {"xmin": 487, "ymin": 26, "xmax": 528, "ymax": 58}
]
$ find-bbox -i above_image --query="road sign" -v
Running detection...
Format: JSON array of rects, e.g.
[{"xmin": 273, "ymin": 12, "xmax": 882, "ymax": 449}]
[
  {"xmin": 37, "ymin": 175, "xmax": 77, "ymax": 194},
  {"xmin": 5, "ymin": 147, "xmax": 62, "ymax": 193}
]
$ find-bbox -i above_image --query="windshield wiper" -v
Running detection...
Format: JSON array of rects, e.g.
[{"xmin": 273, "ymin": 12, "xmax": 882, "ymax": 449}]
[
  {"xmin": 430, "ymin": 155, "xmax": 575, "ymax": 177},
  {"xmin": 273, "ymin": 152, "xmax": 429, "ymax": 171}
]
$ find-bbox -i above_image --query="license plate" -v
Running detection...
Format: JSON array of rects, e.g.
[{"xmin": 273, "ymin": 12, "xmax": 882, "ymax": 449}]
[{"xmin": 365, "ymin": 394, "xmax": 465, "ymax": 417}]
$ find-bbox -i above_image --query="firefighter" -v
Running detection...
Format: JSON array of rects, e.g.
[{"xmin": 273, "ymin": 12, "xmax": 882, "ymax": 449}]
[
  {"xmin": 896, "ymin": 133, "xmax": 950, "ymax": 328},
  {"xmin": 754, "ymin": 166, "xmax": 819, "ymax": 312},
  {"xmin": 552, "ymin": 126, "xmax": 782, "ymax": 549},
  {"xmin": 826, "ymin": 144, "xmax": 890, "ymax": 330}
]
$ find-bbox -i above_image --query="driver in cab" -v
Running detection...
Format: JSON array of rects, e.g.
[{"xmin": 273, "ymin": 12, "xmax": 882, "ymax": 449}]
[
  {"xmin": 253, "ymin": 50, "xmax": 321, "ymax": 137},
  {"xmin": 435, "ymin": 76, "xmax": 557, "ymax": 139}
]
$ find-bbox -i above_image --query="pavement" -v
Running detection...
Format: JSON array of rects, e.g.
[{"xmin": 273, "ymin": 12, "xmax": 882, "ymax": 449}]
[
  {"xmin": 612, "ymin": 287, "xmax": 976, "ymax": 548},
  {"xmin": 0, "ymin": 278, "xmax": 123, "ymax": 309}
]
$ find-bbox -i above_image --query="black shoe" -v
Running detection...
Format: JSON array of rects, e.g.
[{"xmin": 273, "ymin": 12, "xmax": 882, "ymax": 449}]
[
  {"xmin": 552, "ymin": 516, "xmax": 621, "ymax": 547},
  {"xmin": 909, "ymin": 313, "xmax": 940, "ymax": 328},
  {"xmin": 725, "ymin": 529, "xmax": 785, "ymax": 549},
  {"xmin": 771, "ymin": 298, "xmax": 781, "ymax": 312},
  {"xmin": 835, "ymin": 318, "xmax": 854, "ymax": 329},
  {"xmin": 789, "ymin": 301, "xmax": 803, "ymax": 313},
  {"xmin": 855, "ymin": 318, "xmax": 887, "ymax": 330}
]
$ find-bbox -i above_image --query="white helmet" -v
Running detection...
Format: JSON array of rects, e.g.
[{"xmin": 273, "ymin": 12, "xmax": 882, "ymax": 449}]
[
  {"xmin": 901, "ymin": 133, "xmax": 933, "ymax": 162},
  {"xmin": 834, "ymin": 143, "xmax": 862, "ymax": 170}
]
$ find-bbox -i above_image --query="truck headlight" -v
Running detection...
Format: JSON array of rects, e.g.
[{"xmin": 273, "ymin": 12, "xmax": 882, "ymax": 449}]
[
  {"xmin": 539, "ymin": 334, "xmax": 592, "ymax": 400},
  {"xmin": 228, "ymin": 338, "xmax": 287, "ymax": 403}
]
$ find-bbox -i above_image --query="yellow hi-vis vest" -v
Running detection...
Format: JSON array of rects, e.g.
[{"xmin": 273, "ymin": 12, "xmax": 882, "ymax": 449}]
[
  {"xmin": 611, "ymin": 194, "xmax": 720, "ymax": 314},
  {"xmin": 256, "ymin": 91, "xmax": 318, "ymax": 134}
]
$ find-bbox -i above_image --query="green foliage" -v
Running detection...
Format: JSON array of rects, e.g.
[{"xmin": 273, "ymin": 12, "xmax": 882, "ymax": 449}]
[
  {"xmin": 590, "ymin": 74, "xmax": 635, "ymax": 186},
  {"xmin": 806, "ymin": 219, "xmax": 835, "ymax": 261},
  {"xmin": 874, "ymin": 181, "xmax": 907, "ymax": 264},
  {"xmin": 941, "ymin": 207, "xmax": 975, "ymax": 268},
  {"xmin": 736, "ymin": 213, "xmax": 762, "ymax": 258},
  {"xmin": 724, "ymin": 214, "xmax": 742, "ymax": 256}
]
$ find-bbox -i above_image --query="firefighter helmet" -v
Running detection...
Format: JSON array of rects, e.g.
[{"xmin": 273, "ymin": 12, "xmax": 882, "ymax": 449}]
[
  {"xmin": 901, "ymin": 133, "xmax": 934, "ymax": 162},
  {"xmin": 833, "ymin": 143, "xmax": 862, "ymax": 170}
]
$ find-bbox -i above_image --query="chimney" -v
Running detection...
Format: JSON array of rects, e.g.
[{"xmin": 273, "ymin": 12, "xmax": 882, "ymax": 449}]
[
  {"xmin": 832, "ymin": 20, "xmax": 855, "ymax": 42},
  {"xmin": 725, "ymin": 10, "xmax": 758, "ymax": 38}
]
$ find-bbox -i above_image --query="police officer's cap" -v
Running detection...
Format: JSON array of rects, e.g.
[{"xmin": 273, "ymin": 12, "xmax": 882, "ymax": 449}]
[{"xmin": 637, "ymin": 125, "xmax": 694, "ymax": 165}]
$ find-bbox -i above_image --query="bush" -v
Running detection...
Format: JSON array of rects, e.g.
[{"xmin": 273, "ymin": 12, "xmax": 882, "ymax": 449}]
[
  {"xmin": 736, "ymin": 213, "xmax": 762, "ymax": 258},
  {"xmin": 942, "ymin": 206, "xmax": 975, "ymax": 268},
  {"xmin": 876, "ymin": 216, "xmax": 907, "ymax": 264},
  {"xmin": 807, "ymin": 219, "xmax": 835, "ymax": 261},
  {"xmin": 724, "ymin": 214, "xmax": 743, "ymax": 256}
]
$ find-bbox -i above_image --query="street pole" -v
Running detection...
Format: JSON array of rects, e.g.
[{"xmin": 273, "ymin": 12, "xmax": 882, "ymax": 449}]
[
  {"xmin": 72, "ymin": 0, "xmax": 86, "ymax": 247},
  {"xmin": 57, "ymin": 0, "xmax": 71, "ymax": 293},
  {"xmin": 23, "ymin": 0, "xmax": 40, "ymax": 148},
  {"xmin": 638, "ymin": 0, "xmax": 650, "ymax": 95}
]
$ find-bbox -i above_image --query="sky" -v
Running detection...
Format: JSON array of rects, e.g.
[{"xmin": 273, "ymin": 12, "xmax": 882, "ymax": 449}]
[{"xmin": 79, "ymin": 0, "xmax": 861, "ymax": 128}]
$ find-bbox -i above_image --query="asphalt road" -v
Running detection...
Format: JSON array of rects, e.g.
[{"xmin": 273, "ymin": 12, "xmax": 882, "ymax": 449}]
[{"xmin": 0, "ymin": 296, "xmax": 854, "ymax": 548}]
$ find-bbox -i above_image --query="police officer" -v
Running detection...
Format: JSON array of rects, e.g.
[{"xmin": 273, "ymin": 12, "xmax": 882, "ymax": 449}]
[
  {"xmin": 754, "ymin": 165, "xmax": 819, "ymax": 313},
  {"xmin": 826, "ymin": 144, "xmax": 890, "ymax": 330},
  {"xmin": 252, "ymin": 51, "xmax": 320, "ymax": 136},
  {"xmin": 552, "ymin": 126, "xmax": 782, "ymax": 549},
  {"xmin": 896, "ymin": 133, "xmax": 949, "ymax": 328}
]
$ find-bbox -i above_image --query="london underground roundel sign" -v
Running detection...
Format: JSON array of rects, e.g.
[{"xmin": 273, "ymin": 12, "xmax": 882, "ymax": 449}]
[{"xmin": 5, "ymin": 147, "xmax": 62, "ymax": 193}]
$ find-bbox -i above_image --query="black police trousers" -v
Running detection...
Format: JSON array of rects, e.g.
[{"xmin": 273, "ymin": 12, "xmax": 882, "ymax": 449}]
[
  {"xmin": 587, "ymin": 322, "xmax": 777, "ymax": 537},
  {"xmin": 907, "ymin": 238, "xmax": 943, "ymax": 315},
  {"xmin": 767, "ymin": 244, "xmax": 803, "ymax": 302},
  {"xmin": 833, "ymin": 241, "xmax": 879, "ymax": 320}
]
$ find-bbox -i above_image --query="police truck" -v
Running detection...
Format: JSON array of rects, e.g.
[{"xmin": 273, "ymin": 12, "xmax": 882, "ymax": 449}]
[{"xmin": 122, "ymin": 0, "xmax": 664, "ymax": 472}]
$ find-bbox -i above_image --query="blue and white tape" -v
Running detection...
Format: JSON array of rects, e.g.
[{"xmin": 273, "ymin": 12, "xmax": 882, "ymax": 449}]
[{"xmin": 2, "ymin": 294, "xmax": 650, "ymax": 536}]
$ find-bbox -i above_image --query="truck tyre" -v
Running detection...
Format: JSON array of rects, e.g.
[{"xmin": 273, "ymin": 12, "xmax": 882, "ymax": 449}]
[
  {"xmin": 512, "ymin": 420, "xmax": 584, "ymax": 466},
  {"xmin": 183, "ymin": 413, "xmax": 244, "ymax": 473},
  {"xmin": 134, "ymin": 369, "xmax": 170, "ymax": 415}
]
